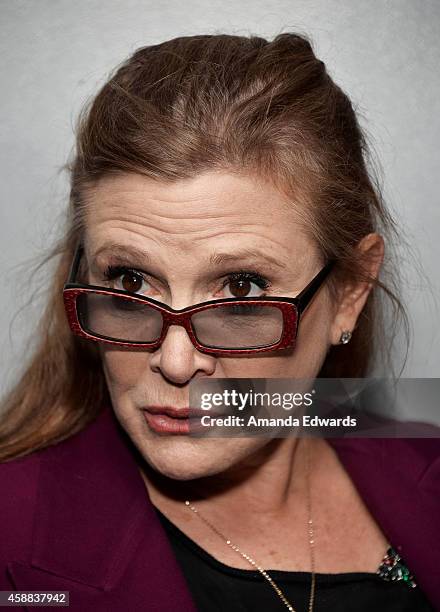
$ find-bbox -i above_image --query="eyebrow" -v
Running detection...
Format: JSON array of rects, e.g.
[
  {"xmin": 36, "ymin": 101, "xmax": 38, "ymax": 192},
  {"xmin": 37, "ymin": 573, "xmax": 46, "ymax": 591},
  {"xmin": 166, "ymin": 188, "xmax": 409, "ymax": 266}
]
[
  {"xmin": 208, "ymin": 249, "xmax": 286, "ymax": 271},
  {"xmin": 90, "ymin": 243, "xmax": 152, "ymax": 266},
  {"xmin": 90, "ymin": 242, "xmax": 287, "ymax": 271}
]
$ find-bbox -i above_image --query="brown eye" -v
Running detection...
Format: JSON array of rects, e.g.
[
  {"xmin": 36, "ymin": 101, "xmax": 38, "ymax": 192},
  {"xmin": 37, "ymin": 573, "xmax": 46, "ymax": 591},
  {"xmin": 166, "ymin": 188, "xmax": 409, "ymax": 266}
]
[
  {"xmin": 229, "ymin": 278, "xmax": 252, "ymax": 297},
  {"xmin": 223, "ymin": 273, "xmax": 269, "ymax": 298},
  {"xmin": 103, "ymin": 265, "xmax": 152, "ymax": 295},
  {"xmin": 121, "ymin": 272, "xmax": 143, "ymax": 293}
]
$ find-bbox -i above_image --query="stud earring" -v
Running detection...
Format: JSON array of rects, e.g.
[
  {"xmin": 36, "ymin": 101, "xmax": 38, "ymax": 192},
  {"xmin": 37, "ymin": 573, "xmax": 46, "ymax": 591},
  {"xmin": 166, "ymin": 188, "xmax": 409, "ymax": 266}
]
[{"xmin": 339, "ymin": 330, "xmax": 352, "ymax": 344}]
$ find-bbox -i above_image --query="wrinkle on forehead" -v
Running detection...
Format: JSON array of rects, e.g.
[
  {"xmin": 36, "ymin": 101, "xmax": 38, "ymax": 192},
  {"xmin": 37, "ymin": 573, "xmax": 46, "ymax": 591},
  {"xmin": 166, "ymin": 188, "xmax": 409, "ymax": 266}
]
[
  {"xmin": 83, "ymin": 171, "xmax": 317, "ymax": 266},
  {"xmin": 89, "ymin": 169, "xmax": 269, "ymax": 201},
  {"xmin": 84, "ymin": 170, "xmax": 308, "ymax": 221}
]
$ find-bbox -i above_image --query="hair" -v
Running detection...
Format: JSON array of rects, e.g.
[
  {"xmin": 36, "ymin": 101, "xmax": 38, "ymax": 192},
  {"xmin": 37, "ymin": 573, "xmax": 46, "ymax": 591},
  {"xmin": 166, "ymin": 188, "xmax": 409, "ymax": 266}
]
[{"xmin": 0, "ymin": 31, "xmax": 410, "ymax": 462}]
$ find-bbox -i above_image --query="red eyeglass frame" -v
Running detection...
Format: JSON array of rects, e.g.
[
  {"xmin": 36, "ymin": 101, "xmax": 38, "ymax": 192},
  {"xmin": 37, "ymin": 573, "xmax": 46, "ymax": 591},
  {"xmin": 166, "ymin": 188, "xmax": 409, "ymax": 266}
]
[{"xmin": 62, "ymin": 244, "xmax": 335, "ymax": 356}]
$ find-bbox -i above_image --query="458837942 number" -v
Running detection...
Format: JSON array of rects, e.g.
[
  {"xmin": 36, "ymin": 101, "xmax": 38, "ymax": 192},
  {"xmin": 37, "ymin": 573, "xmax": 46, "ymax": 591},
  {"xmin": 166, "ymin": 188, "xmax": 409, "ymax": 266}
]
[{"xmin": 0, "ymin": 591, "xmax": 69, "ymax": 606}]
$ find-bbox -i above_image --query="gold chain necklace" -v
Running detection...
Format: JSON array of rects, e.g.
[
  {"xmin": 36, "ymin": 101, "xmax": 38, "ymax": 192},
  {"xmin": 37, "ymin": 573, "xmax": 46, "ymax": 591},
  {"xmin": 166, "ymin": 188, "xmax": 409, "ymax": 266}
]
[{"xmin": 184, "ymin": 439, "xmax": 316, "ymax": 612}]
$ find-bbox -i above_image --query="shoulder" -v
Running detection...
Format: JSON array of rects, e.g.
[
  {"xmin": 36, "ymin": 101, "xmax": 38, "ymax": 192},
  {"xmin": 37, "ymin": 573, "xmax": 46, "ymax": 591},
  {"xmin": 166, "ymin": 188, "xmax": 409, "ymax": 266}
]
[
  {"xmin": 0, "ymin": 450, "xmax": 41, "ymax": 530},
  {"xmin": 0, "ymin": 413, "xmax": 105, "ymax": 563},
  {"xmin": 0, "ymin": 450, "xmax": 41, "ymax": 586},
  {"xmin": 327, "ymin": 436, "xmax": 440, "ymax": 512},
  {"xmin": 327, "ymin": 436, "xmax": 440, "ymax": 606},
  {"xmin": 328, "ymin": 436, "xmax": 440, "ymax": 483}
]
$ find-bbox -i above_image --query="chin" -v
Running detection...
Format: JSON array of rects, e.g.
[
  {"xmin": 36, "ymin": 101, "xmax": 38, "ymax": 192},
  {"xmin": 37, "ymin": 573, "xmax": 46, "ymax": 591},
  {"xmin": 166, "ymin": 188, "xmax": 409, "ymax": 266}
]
[
  {"xmin": 138, "ymin": 436, "xmax": 260, "ymax": 481},
  {"xmin": 146, "ymin": 459, "xmax": 222, "ymax": 481}
]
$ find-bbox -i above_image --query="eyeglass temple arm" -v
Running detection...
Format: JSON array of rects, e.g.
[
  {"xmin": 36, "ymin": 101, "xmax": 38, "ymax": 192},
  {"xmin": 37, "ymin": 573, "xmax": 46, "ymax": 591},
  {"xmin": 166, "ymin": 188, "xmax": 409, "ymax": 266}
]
[
  {"xmin": 295, "ymin": 259, "xmax": 335, "ymax": 315},
  {"xmin": 67, "ymin": 243, "xmax": 84, "ymax": 284}
]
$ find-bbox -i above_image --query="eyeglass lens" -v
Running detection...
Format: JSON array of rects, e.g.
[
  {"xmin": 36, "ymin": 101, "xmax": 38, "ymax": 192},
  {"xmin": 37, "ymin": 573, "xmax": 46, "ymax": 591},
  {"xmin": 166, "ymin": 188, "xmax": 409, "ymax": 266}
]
[{"xmin": 77, "ymin": 293, "xmax": 285, "ymax": 349}]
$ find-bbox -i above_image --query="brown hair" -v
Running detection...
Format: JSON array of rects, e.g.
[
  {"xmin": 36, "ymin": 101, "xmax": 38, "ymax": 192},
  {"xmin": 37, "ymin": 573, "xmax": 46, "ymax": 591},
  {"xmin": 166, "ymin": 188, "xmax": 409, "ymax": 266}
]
[{"xmin": 0, "ymin": 32, "xmax": 409, "ymax": 462}]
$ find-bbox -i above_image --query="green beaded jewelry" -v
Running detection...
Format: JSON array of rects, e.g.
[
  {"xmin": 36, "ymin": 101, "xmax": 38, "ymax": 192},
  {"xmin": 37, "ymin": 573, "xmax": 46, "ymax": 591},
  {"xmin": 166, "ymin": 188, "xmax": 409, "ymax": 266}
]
[{"xmin": 377, "ymin": 546, "xmax": 417, "ymax": 588}]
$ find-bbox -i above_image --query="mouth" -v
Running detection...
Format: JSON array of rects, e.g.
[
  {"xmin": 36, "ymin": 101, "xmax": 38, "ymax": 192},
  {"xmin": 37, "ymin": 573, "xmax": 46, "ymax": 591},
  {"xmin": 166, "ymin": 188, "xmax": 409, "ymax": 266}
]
[{"xmin": 142, "ymin": 406, "xmax": 212, "ymax": 435}]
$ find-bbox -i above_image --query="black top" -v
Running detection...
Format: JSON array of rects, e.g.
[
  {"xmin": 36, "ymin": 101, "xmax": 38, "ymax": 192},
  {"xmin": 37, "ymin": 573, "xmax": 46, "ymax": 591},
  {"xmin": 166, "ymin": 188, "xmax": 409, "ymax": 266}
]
[{"xmin": 153, "ymin": 506, "xmax": 434, "ymax": 612}]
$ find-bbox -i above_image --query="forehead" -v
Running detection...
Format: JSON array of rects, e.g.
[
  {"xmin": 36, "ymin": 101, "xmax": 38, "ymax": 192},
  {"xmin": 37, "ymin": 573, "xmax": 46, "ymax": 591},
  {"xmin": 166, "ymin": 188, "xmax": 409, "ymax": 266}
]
[{"xmin": 83, "ymin": 171, "xmax": 316, "ymax": 264}]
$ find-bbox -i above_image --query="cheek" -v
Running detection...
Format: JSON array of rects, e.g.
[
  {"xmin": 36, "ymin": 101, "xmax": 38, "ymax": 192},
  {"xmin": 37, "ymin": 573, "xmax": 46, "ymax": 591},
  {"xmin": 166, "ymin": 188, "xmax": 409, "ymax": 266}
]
[
  {"xmin": 218, "ymin": 301, "xmax": 332, "ymax": 379},
  {"xmin": 100, "ymin": 347, "xmax": 153, "ymax": 391},
  {"xmin": 293, "ymin": 296, "xmax": 334, "ymax": 373}
]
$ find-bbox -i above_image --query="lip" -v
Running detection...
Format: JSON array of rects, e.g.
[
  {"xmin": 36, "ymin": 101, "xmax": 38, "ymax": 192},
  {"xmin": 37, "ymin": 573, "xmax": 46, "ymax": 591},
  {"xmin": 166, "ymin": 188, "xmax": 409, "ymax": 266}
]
[
  {"xmin": 143, "ymin": 411, "xmax": 190, "ymax": 434},
  {"xmin": 142, "ymin": 406, "xmax": 214, "ymax": 435},
  {"xmin": 144, "ymin": 405, "xmax": 207, "ymax": 418}
]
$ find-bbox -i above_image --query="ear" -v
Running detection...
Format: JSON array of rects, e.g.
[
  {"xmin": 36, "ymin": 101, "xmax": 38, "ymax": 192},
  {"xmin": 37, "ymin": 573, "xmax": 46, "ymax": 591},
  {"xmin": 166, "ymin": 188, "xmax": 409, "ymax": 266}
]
[{"xmin": 330, "ymin": 233, "xmax": 384, "ymax": 346}]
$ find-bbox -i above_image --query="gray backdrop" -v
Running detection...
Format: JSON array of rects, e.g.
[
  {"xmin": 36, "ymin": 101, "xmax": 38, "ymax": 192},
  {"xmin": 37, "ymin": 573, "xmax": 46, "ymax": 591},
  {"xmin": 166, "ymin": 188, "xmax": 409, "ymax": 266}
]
[{"xmin": 1, "ymin": 0, "xmax": 439, "ymax": 399}]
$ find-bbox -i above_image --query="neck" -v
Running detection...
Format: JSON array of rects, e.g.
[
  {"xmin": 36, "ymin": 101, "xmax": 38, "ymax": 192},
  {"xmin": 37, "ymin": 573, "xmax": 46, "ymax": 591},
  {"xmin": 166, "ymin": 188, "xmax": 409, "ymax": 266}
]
[{"xmin": 139, "ymin": 437, "xmax": 313, "ymax": 519}]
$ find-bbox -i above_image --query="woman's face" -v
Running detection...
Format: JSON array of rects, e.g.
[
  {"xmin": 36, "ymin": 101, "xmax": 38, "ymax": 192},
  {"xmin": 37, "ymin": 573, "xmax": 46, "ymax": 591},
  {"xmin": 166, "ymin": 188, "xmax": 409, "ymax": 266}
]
[{"xmin": 83, "ymin": 170, "xmax": 368, "ymax": 480}]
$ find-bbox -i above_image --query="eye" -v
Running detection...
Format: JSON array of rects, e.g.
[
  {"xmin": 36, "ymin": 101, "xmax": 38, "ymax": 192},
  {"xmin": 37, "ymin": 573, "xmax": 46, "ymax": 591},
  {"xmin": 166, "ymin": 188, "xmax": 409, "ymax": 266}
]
[
  {"xmin": 102, "ymin": 265, "xmax": 152, "ymax": 295},
  {"xmin": 221, "ymin": 272, "xmax": 270, "ymax": 298}
]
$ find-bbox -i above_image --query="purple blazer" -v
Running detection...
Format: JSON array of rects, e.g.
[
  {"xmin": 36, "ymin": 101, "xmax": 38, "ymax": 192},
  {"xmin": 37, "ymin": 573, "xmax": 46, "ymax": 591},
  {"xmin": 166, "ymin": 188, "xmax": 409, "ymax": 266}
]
[{"xmin": 1, "ymin": 403, "xmax": 439, "ymax": 610}]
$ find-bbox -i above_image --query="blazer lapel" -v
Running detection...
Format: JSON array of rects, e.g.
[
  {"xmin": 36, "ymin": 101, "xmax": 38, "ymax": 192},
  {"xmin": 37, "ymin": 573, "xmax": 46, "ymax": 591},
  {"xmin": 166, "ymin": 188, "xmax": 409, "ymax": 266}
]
[
  {"xmin": 328, "ymin": 436, "xmax": 440, "ymax": 609},
  {"xmin": 7, "ymin": 404, "xmax": 197, "ymax": 611}
]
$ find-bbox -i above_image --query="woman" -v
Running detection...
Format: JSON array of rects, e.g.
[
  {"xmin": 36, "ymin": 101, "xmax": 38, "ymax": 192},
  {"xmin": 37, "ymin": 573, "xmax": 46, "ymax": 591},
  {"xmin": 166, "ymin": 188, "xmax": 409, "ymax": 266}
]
[{"xmin": 0, "ymin": 32, "xmax": 438, "ymax": 611}]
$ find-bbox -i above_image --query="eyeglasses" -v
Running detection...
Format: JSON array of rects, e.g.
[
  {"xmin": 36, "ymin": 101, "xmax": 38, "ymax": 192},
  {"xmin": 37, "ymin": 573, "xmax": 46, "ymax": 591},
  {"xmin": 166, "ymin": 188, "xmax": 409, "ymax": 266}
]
[{"xmin": 62, "ymin": 244, "xmax": 335, "ymax": 356}]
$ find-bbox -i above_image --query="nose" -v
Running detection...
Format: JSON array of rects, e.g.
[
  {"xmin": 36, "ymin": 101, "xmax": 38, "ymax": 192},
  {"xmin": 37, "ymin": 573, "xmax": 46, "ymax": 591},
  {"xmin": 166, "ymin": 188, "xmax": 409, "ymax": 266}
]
[{"xmin": 149, "ymin": 323, "xmax": 216, "ymax": 384}]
